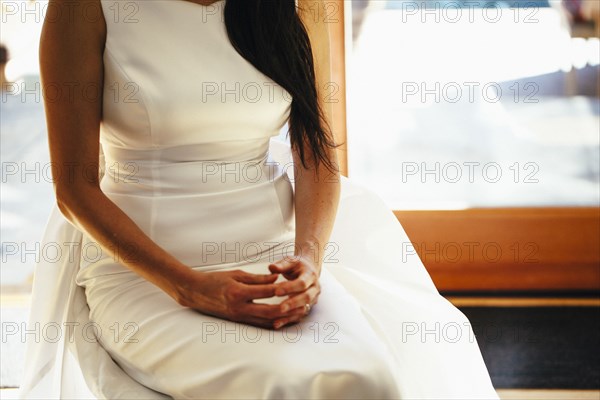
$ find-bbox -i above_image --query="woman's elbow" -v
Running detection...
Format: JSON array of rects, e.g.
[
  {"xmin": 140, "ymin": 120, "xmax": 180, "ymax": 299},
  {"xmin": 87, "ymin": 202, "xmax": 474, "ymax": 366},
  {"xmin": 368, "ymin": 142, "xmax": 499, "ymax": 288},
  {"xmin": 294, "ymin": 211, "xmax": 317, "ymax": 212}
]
[{"xmin": 54, "ymin": 182, "xmax": 99, "ymax": 221}]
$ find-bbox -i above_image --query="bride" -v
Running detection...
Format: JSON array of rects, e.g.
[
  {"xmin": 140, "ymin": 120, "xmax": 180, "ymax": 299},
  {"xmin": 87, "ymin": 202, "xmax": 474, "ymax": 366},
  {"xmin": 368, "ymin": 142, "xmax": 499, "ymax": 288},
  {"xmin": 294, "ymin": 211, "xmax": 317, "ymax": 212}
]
[{"xmin": 19, "ymin": 0, "xmax": 499, "ymax": 398}]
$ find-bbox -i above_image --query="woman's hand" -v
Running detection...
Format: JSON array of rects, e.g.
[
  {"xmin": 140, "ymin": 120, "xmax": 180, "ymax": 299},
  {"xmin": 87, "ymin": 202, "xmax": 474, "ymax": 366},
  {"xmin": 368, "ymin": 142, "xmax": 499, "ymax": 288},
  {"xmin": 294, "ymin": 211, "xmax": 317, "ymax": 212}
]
[
  {"xmin": 174, "ymin": 268, "xmax": 294, "ymax": 330},
  {"xmin": 172, "ymin": 256, "xmax": 321, "ymax": 330},
  {"xmin": 268, "ymin": 255, "xmax": 322, "ymax": 329}
]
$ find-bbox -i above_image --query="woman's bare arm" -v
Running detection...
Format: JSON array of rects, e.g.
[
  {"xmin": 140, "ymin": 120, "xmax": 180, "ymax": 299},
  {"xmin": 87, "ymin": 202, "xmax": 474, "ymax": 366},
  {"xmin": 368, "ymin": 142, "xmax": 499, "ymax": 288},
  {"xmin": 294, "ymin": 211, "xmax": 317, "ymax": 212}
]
[
  {"xmin": 292, "ymin": 0, "xmax": 341, "ymax": 272},
  {"xmin": 41, "ymin": 0, "xmax": 193, "ymax": 302},
  {"xmin": 266, "ymin": 1, "xmax": 341, "ymax": 322}
]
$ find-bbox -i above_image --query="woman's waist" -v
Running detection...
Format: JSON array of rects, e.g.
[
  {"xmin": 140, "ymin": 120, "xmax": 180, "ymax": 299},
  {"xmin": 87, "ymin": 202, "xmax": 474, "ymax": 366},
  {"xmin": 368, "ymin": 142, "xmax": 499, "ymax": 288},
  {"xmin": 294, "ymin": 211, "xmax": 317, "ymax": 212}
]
[
  {"xmin": 96, "ymin": 167, "xmax": 296, "ymax": 258},
  {"xmin": 100, "ymin": 155, "xmax": 291, "ymax": 196}
]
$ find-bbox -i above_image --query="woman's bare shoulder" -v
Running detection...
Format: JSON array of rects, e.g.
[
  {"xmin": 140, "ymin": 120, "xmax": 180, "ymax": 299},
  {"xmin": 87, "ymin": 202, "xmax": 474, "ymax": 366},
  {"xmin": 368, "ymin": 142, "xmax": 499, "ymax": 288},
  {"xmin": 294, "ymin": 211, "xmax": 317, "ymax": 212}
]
[{"xmin": 44, "ymin": 0, "xmax": 106, "ymax": 47}]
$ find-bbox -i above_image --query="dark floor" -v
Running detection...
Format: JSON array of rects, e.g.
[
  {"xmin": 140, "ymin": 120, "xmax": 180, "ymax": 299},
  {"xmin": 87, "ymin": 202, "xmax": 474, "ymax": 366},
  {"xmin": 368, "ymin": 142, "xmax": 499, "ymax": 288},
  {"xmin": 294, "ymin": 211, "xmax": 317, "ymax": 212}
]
[{"xmin": 460, "ymin": 306, "xmax": 600, "ymax": 389}]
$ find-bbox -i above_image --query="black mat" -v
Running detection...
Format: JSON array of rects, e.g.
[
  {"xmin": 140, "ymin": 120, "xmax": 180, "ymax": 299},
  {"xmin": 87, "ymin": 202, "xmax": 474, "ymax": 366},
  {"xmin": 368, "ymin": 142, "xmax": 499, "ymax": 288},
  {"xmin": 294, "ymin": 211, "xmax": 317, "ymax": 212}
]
[{"xmin": 459, "ymin": 307, "xmax": 600, "ymax": 389}]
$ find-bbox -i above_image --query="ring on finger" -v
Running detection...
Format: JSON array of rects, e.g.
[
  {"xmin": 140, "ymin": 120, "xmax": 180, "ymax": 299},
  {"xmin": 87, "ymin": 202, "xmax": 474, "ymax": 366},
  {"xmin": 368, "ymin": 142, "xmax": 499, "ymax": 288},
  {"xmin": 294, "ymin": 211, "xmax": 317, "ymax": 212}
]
[{"xmin": 304, "ymin": 303, "xmax": 311, "ymax": 314}]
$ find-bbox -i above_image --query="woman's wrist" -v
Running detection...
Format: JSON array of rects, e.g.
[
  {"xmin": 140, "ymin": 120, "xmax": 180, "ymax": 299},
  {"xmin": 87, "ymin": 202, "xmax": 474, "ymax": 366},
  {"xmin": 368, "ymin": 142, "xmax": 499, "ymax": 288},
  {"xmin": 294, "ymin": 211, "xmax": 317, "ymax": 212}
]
[
  {"xmin": 164, "ymin": 263, "xmax": 198, "ymax": 307},
  {"xmin": 294, "ymin": 240, "xmax": 324, "ymax": 274}
]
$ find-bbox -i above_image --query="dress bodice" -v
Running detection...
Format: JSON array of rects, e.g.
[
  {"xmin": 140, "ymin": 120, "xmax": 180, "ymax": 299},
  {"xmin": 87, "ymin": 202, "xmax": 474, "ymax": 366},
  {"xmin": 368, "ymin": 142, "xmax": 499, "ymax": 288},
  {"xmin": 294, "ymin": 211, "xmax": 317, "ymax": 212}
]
[{"xmin": 100, "ymin": 0, "xmax": 291, "ymax": 155}]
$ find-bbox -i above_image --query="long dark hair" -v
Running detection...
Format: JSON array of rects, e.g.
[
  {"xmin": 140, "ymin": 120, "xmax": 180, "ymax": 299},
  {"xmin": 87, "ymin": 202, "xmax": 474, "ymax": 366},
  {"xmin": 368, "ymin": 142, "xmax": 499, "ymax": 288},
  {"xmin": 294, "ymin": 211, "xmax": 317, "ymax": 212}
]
[{"xmin": 223, "ymin": 0, "xmax": 342, "ymax": 174}]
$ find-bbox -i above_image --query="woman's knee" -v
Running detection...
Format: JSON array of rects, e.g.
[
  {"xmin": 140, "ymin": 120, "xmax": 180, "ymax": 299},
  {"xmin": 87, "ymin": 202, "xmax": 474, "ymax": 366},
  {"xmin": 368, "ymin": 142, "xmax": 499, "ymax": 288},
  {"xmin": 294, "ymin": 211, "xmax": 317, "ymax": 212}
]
[{"xmin": 246, "ymin": 344, "xmax": 400, "ymax": 399}]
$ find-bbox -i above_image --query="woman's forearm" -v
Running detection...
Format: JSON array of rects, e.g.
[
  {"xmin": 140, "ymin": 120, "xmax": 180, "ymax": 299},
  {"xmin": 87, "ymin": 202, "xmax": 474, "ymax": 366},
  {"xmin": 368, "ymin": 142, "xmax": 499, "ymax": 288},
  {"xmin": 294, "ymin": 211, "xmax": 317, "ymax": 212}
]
[
  {"xmin": 293, "ymin": 0, "xmax": 341, "ymax": 273},
  {"xmin": 57, "ymin": 184, "xmax": 192, "ymax": 303},
  {"xmin": 293, "ymin": 164, "xmax": 341, "ymax": 274}
]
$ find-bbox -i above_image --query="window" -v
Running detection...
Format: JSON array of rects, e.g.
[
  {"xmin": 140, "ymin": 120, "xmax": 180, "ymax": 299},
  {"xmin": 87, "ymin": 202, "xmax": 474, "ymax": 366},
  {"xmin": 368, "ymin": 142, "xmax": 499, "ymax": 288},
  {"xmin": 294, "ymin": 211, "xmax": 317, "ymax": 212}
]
[{"xmin": 340, "ymin": 0, "xmax": 599, "ymax": 291}]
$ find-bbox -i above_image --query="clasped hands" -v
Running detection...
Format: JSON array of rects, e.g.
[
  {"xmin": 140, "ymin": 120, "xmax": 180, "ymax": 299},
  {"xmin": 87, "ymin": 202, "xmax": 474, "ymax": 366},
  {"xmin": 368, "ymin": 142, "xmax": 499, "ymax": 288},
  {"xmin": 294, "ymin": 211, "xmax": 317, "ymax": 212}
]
[{"xmin": 176, "ymin": 254, "xmax": 321, "ymax": 330}]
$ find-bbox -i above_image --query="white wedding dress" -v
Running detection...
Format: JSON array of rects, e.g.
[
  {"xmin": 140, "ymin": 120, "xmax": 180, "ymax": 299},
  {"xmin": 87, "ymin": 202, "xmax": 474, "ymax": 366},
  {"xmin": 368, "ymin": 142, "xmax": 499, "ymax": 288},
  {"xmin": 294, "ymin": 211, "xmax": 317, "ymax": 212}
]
[{"xmin": 18, "ymin": 0, "xmax": 499, "ymax": 398}]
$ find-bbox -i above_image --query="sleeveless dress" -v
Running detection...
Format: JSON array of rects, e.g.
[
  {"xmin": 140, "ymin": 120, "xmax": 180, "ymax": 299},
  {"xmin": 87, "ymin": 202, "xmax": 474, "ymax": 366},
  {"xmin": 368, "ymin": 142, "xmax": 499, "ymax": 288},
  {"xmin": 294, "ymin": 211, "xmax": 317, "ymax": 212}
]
[{"xmin": 18, "ymin": 0, "xmax": 499, "ymax": 399}]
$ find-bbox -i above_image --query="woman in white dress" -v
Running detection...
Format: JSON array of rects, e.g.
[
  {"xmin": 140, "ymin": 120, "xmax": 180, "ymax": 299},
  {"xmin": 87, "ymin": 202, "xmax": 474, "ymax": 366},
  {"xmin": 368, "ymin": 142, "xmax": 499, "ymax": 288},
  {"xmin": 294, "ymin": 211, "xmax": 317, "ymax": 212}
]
[{"xmin": 19, "ymin": 0, "xmax": 499, "ymax": 398}]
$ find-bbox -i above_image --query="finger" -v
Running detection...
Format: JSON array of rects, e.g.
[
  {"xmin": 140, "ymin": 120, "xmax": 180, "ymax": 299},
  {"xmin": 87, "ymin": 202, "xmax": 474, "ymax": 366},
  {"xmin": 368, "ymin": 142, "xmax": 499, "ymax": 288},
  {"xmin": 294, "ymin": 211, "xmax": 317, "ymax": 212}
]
[
  {"xmin": 234, "ymin": 270, "xmax": 279, "ymax": 285},
  {"xmin": 274, "ymin": 269, "xmax": 316, "ymax": 296},
  {"xmin": 279, "ymin": 285, "xmax": 319, "ymax": 313},
  {"xmin": 238, "ymin": 315, "xmax": 278, "ymax": 330},
  {"xmin": 273, "ymin": 307, "xmax": 310, "ymax": 329},
  {"xmin": 234, "ymin": 282, "xmax": 278, "ymax": 301},
  {"xmin": 242, "ymin": 301, "xmax": 289, "ymax": 320},
  {"xmin": 268, "ymin": 256, "xmax": 301, "ymax": 274},
  {"xmin": 198, "ymin": 308, "xmax": 273, "ymax": 331}
]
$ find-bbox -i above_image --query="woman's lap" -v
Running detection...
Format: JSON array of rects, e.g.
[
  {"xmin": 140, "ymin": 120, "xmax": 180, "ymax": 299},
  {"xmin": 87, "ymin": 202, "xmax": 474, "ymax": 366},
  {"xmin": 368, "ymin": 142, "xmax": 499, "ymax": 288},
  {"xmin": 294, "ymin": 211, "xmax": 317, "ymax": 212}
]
[{"xmin": 82, "ymin": 262, "xmax": 401, "ymax": 399}]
